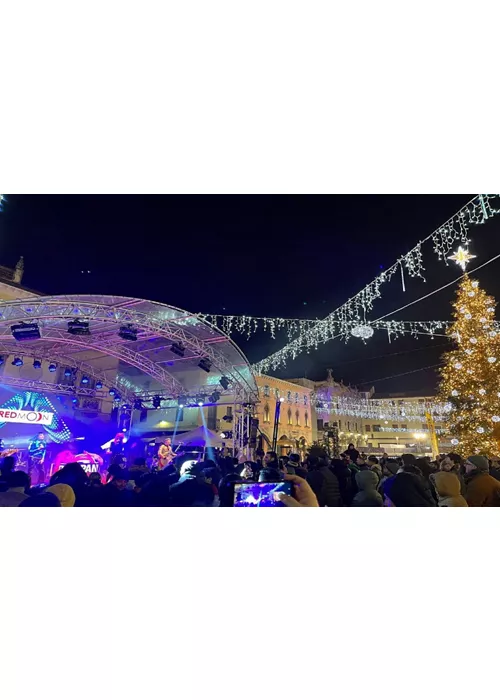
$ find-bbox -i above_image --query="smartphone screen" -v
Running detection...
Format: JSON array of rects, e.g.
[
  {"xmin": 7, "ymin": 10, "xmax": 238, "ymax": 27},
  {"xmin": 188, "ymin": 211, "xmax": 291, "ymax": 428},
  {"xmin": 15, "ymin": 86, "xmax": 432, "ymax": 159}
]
[{"xmin": 233, "ymin": 481, "xmax": 293, "ymax": 507}]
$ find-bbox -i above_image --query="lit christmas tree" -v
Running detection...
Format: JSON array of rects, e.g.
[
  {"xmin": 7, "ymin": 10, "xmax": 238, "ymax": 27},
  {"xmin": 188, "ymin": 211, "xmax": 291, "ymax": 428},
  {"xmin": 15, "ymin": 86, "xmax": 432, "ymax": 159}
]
[{"xmin": 439, "ymin": 275, "xmax": 500, "ymax": 455}]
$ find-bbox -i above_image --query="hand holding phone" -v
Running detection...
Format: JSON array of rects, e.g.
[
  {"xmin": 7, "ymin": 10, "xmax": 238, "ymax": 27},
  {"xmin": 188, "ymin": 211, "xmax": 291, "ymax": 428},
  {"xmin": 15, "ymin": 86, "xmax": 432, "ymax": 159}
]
[{"xmin": 233, "ymin": 481, "xmax": 292, "ymax": 507}]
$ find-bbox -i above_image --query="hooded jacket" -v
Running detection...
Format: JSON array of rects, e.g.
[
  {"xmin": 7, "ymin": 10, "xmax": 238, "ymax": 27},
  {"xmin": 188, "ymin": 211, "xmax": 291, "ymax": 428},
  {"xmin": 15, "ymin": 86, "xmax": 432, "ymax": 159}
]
[
  {"xmin": 432, "ymin": 472, "xmax": 468, "ymax": 507},
  {"xmin": 352, "ymin": 470, "xmax": 383, "ymax": 506},
  {"xmin": 465, "ymin": 470, "xmax": 500, "ymax": 507},
  {"xmin": 46, "ymin": 483, "xmax": 76, "ymax": 507}
]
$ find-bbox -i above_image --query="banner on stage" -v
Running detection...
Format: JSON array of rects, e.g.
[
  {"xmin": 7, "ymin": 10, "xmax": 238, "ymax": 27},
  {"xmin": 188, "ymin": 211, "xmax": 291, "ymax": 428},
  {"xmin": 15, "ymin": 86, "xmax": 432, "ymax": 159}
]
[{"xmin": 0, "ymin": 409, "xmax": 54, "ymax": 426}]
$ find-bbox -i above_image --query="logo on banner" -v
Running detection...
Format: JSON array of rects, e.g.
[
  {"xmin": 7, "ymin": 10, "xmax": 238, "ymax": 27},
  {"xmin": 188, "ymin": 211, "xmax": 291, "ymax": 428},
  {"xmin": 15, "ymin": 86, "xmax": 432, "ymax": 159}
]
[{"xmin": 0, "ymin": 409, "xmax": 54, "ymax": 426}]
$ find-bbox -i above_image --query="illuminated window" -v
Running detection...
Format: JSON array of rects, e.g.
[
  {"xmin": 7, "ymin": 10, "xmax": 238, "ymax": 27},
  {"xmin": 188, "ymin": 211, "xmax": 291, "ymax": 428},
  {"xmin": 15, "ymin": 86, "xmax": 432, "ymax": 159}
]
[
  {"xmin": 264, "ymin": 385, "xmax": 270, "ymax": 397},
  {"xmin": 275, "ymin": 388, "xmax": 280, "ymax": 400},
  {"xmin": 295, "ymin": 410, "xmax": 300, "ymax": 426},
  {"xmin": 305, "ymin": 411, "xmax": 309, "ymax": 427},
  {"xmin": 295, "ymin": 392, "xmax": 299, "ymax": 404},
  {"xmin": 372, "ymin": 425, "xmax": 381, "ymax": 432},
  {"xmin": 264, "ymin": 404, "xmax": 270, "ymax": 423},
  {"xmin": 287, "ymin": 391, "xmax": 292, "ymax": 403},
  {"xmin": 365, "ymin": 425, "xmax": 371, "ymax": 432},
  {"xmin": 401, "ymin": 424, "xmax": 407, "ymax": 430},
  {"xmin": 287, "ymin": 408, "xmax": 292, "ymax": 425},
  {"xmin": 304, "ymin": 395, "xmax": 308, "ymax": 406},
  {"xmin": 392, "ymin": 424, "xmax": 398, "ymax": 429}
]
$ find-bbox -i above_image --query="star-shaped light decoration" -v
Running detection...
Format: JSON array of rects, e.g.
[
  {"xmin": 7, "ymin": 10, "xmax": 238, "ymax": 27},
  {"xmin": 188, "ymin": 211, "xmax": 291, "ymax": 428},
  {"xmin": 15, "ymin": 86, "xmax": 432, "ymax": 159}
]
[{"xmin": 448, "ymin": 246, "xmax": 476, "ymax": 271}]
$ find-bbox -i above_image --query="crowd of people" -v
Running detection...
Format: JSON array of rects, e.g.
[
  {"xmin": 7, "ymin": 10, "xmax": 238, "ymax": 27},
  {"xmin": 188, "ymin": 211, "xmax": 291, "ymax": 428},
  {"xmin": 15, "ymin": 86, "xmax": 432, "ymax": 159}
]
[{"xmin": 1, "ymin": 442, "xmax": 500, "ymax": 507}]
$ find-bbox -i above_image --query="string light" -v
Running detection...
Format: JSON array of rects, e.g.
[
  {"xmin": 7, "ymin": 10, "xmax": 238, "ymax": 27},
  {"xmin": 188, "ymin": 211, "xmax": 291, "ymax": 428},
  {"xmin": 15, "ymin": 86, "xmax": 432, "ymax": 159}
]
[{"xmin": 252, "ymin": 195, "xmax": 500, "ymax": 372}]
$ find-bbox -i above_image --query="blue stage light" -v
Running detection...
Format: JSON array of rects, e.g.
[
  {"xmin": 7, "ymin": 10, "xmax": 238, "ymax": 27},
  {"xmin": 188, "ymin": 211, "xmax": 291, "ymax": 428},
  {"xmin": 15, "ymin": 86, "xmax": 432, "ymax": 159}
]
[
  {"xmin": 33, "ymin": 359, "xmax": 42, "ymax": 370},
  {"xmin": 12, "ymin": 357, "xmax": 23, "ymax": 367},
  {"xmin": 109, "ymin": 388, "xmax": 116, "ymax": 396},
  {"xmin": 48, "ymin": 363, "xmax": 57, "ymax": 372},
  {"xmin": 64, "ymin": 367, "xmax": 72, "ymax": 378},
  {"xmin": 95, "ymin": 380, "xmax": 103, "ymax": 389},
  {"xmin": 81, "ymin": 376, "xmax": 89, "ymax": 385}
]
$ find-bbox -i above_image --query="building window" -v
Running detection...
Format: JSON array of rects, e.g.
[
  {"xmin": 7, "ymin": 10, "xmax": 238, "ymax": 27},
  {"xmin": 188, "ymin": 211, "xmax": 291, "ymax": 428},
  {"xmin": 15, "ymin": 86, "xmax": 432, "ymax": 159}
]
[
  {"xmin": 294, "ymin": 392, "xmax": 299, "ymax": 404},
  {"xmin": 275, "ymin": 388, "xmax": 280, "ymax": 400},
  {"xmin": 264, "ymin": 385, "xmax": 270, "ymax": 397},
  {"xmin": 287, "ymin": 408, "xmax": 292, "ymax": 425},
  {"xmin": 392, "ymin": 424, "xmax": 398, "ymax": 429},
  {"xmin": 287, "ymin": 391, "xmax": 292, "ymax": 403},
  {"xmin": 305, "ymin": 411, "xmax": 309, "ymax": 427},
  {"xmin": 295, "ymin": 410, "xmax": 300, "ymax": 426},
  {"xmin": 226, "ymin": 407, "xmax": 233, "ymax": 418},
  {"xmin": 304, "ymin": 395, "xmax": 308, "ymax": 406},
  {"xmin": 365, "ymin": 425, "xmax": 371, "ymax": 432},
  {"xmin": 421, "ymin": 424, "xmax": 427, "ymax": 431},
  {"xmin": 372, "ymin": 425, "xmax": 381, "ymax": 432},
  {"xmin": 317, "ymin": 418, "xmax": 324, "ymax": 431},
  {"xmin": 264, "ymin": 404, "xmax": 270, "ymax": 423},
  {"xmin": 401, "ymin": 424, "xmax": 407, "ymax": 430}
]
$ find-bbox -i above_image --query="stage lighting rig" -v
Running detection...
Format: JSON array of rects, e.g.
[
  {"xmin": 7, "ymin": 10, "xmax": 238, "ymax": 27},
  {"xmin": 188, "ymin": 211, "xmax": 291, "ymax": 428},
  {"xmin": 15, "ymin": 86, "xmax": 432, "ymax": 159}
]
[
  {"xmin": 67, "ymin": 319, "xmax": 90, "ymax": 336},
  {"xmin": 33, "ymin": 359, "xmax": 42, "ymax": 370},
  {"xmin": 109, "ymin": 388, "xmax": 116, "ymax": 397},
  {"xmin": 170, "ymin": 342, "xmax": 185, "ymax": 357},
  {"xmin": 178, "ymin": 395, "xmax": 187, "ymax": 408},
  {"xmin": 0, "ymin": 357, "xmax": 4, "ymax": 366},
  {"xmin": 198, "ymin": 357, "xmax": 212, "ymax": 373},
  {"xmin": 81, "ymin": 376, "xmax": 90, "ymax": 385},
  {"xmin": 153, "ymin": 395, "xmax": 162, "ymax": 409},
  {"xmin": 222, "ymin": 413, "xmax": 233, "ymax": 422},
  {"xmin": 209, "ymin": 391, "xmax": 221, "ymax": 403},
  {"xmin": 118, "ymin": 324, "xmax": 138, "ymax": 342},
  {"xmin": 64, "ymin": 367, "xmax": 73, "ymax": 378},
  {"xmin": 48, "ymin": 363, "xmax": 57, "ymax": 373},
  {"xmin": 220, "ymin": 376, "xmax": 230, "ymax": 390},
  {"xmin": 12, "ymin": 357, "xmax": 23, "ymax": 367},
  {"xmin": 11, "ymin": 322, "xmax": 41, "ymax": 341},
  {"xmin": 196, "ymin": 394, "xmax": 205, "ymax": 406},
  {"xmin": 95, "ymin": 380, "xmax": 103, "ymax": 389},
  {"xmin": 133, "ymin": 398, "xmax": 143, "ymax": 410}
]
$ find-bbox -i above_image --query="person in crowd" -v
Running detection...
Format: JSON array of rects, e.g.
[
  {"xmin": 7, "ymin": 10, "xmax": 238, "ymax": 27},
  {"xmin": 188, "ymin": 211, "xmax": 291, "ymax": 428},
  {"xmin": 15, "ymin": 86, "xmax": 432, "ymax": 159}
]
[
  {"xmin": 287, "ymin": 453, "xmax": 307, "ymax": 479},
  {"xmin": 0, "ymin": 455, "xmax": 16, "ymax": 482},
  {"xmin": 382, "ymin": 471, "xmax": 437, "ymax": 506},
  {"xmin": 169, "ymin": 462, "xmax": 214, "ymax": 507},
  {"xmin": 0, "ymin": 470, "xmax": 30, "ymax": 507},
  {"xmin": 50, "ymin": 461, "xmax": 89, "ymax": 506},
  {"xmin": 401, "ymin": 453, "xmax": 417, "ymax": 469},
  {"xmin": 306, "ymin": 453, "xmax": 341, "ymax": 507},
  {"xmin": 489, "ymin": 457, "xmax": 500, "ymax": 482},
  {"xmin": 352, "ymin": 470, "xmax": 383, "ymax": 506},
  {"xmin": 97, "ymin": 467, "xmax": 136, "ymax": 507},
  {"xmin": 46, "ymin": 483, "xmax": 76, "ymax": 507},
  {"xmin": 88, "ymin": 472, "xmax": 103, "ymax": 488},
  {"xmin": 367, "ymin": 455, "xmax": 382, "ymax": 483},
  {"xmin": 345, "ymin": 443, "xmax": 360, "ymax": 464},
  {"xmin": 378, "ymin": 459, "xmax": 399, "ymax": 496},
  {"xmin": 431, "ymin": 472, "xmax": 468, "ymax": 507},
  {"xmin": 218, "ymin": 467, "xmax": 243, "ymax": 507},
  {"xmin": 439, "ymin": 453, "xmax": 466, "ymax": 495},
  {"xmin": 277, "ymin": 474, "xmax": 319, "ymax": 507},
  {"xmin": 356, "ymin": 455, "xmax": 369, "ymax": 470},
  {"xmin": 259, "ymin": 451, "xmax": 282, "ymax": 482},
  {"xmin": 464, "ymin": 455, "xmax": 500, "ymax": 507},
  {"xmin": 380, "ymin": 452, "xmax": 389, "ymax": 467},
  {"xmin": 330, "ymin": 458, "xmax": 355, "ymax": 505},
  {"xmin": 19, "ymin": 492, "xmax": 61, "ymax": 507}
]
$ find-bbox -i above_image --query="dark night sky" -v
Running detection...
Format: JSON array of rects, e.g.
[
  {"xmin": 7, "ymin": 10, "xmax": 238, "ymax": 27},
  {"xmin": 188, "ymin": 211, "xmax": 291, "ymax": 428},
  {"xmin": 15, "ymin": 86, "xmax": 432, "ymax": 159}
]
[{"xmin": 2, "ymin": 194, "xmax": 500, "ymax": 394}]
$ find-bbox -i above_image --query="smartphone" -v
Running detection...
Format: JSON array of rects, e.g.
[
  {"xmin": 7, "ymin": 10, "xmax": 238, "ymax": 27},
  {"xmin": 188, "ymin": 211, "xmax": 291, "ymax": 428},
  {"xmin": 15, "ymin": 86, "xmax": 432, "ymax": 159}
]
[{"xmin": 233, "ymin": 481, "xmax": 293, "ymax": 507}]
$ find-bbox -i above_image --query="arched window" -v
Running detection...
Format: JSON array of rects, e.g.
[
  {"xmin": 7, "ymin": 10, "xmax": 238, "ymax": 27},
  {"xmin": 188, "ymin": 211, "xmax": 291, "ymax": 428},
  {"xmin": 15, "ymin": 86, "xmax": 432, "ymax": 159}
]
[
  {"xmin": 295, "ymin": 410, "xmax": 300, "ymax": 426},
  {"xmin": 264, "ymin": 404, "xmax": 270, "ymax": 423},
  {"xmin": 305, "ymin": 411, "xmax": 309, "ymax": 427},
  {"xmin": 264, "ymin": 385, "xmax": 270, "ymax": 397},
  {"xmin": 287, "ymin": 408, "xmax": 292, "ymax": 425}
]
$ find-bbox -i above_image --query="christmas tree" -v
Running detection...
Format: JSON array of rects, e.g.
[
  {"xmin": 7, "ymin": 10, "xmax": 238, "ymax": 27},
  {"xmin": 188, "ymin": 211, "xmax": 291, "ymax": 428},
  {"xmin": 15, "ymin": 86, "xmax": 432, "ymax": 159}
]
[{"xmin": 439, "ymin": 275, "xmax": 500, "ymax": 455}]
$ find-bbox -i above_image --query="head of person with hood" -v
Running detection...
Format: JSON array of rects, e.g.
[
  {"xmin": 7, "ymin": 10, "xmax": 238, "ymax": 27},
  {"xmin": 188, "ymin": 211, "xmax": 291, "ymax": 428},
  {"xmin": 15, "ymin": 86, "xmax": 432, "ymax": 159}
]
[
  {"xmin": 382, "ymin": 459, "xmax": 399, "ymax": 478},
  {"xmin": 464, "ymin": 455, "xmax": 500, "ymax": 507},
  {"xmin": 431, "ymin": 471, "xmax": 468, "ymax": 507},
  {"xmin": 46, "ymin": 483, "xmax": 76, "ymax": 507},
  {"xmin": 352, "ymin": 470, "xmax": 383, "ymax": 506},
  {"xmin": 382, "ymin": 471, "xmax": 436, "ymax": 507},
  {"xmin": 19, "ymin": 492, "xmax": 61, "ymax": 507}
]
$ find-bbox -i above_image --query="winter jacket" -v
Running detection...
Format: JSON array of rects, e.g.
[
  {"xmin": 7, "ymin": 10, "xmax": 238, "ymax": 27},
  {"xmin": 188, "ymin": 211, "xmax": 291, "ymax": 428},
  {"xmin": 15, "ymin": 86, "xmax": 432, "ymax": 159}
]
[
  {"xmin": 465, "ymin": 471, "xmax": 500, "ymax": 507},
  {"xmin": 330, "ymin": 460, "xmax": 354, "ymax": 505},
  {"xmin": 352, "ymin": 471, "xmax": 383, "ymax": 507},
  {"xmin": 432, "ymin": 472, "xmax": 468, "ymax": 507},
  {"xmin": 307, "ymin": 467, "xmax": 341, "ymax": 507},
  {"xmin": 384, "ymin": 472, "xmax": 437, "ymax": 507}
]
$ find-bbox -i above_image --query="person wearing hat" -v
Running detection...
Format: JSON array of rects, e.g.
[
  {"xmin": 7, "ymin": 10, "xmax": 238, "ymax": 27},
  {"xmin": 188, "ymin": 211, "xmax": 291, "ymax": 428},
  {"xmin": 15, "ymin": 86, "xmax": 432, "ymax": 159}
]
[
  {"xmin": 287, "ymin": 453, "xmax": 307, "ymax": 479},
  {"xmin": 382, "ymin": 471, "xmax": 436, "ymax": 507},
  {"xmin": 464, "ymin": 455, "xmax": 500, "ymax": 507},
  {"xmin": 378, "ymin": 459, "xmax": 399, "ymax": 497},
  {"xmin": 431, "ymin": 472, "xmax": 468, "ymax": 507},
  {"xmin": 46, "ymin": 483, "xmax": 76, "ymax": 507}
]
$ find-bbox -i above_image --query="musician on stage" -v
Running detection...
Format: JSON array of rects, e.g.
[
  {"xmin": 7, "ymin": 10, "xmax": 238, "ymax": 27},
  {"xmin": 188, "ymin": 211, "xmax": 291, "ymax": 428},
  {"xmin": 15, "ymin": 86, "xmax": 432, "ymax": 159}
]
[
  {"xmin": 28, "ymin": 431, "xmax": 47, "ymax": 484},
  {"xmin": 158, "ymin": 437, "xmax": 175, "ymax": 469}
]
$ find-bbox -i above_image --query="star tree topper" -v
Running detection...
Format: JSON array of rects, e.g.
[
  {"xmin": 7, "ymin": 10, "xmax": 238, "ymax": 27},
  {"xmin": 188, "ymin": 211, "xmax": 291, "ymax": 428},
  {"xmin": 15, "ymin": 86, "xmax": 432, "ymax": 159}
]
[{"xmin": 448, "ymin": 246, "xmax": 476, "ymax": 271}]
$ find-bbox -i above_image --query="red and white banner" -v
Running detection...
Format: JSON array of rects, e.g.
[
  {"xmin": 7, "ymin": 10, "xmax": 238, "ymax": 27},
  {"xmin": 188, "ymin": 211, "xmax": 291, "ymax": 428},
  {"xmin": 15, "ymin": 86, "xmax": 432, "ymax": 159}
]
[{"xmin": 0, "ymin": 409, "xmax": 54, "ymax": 426}]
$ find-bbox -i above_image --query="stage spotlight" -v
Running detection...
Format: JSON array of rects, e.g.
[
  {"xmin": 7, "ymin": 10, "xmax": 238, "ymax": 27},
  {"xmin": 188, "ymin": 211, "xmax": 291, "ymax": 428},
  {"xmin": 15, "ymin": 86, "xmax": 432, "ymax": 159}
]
[
  {"xmin": 12, "ymin": 357, "xmax": 23, "ymax": 367},
  {"xmin": 209, "ymin": 391, "xmax": 221, "ymax": 403},
  {"xmin": 153, "ymin": 395, "xmax": 161, "ymax": 409},
  {"xmin": 64, "ymin": 367, "xmax": 72, "ymax": 378},
  {"xmin": 109, "ymin": 388, "xmax": 116, "ymax": 397},
  {"xmin": 72, "ymin": 397, "xmax": 79, "ymax": 406},
  {"xmin": 67, "ymin": 319, "xmax": 90, "ymax": 336},
  {"xmin": 114, "ymin": 394, "xmax": 121, "ymax": 402},
  {"xmin": 95, "ymin": 380, "xmax": 103, "ymax": 389},
  {"xmin": 219, "ymin": 432, "xmax": 227, "ymax": 439},
  {"xmin": 122, "ymin": 404, "xmax": 130, "ymax": 411},
  {"xmin": 0, "ymin": 357, "xmax": 4, "ymax": 366},
  {"xmin": 118, "ymin": 324, "xmax": 138, "ymax": 342},
  {"xmin": 196, "ymin": 394, "xmax": 205, "ymax": 406},
  {"xmin": 133, "ymin": 398, "xmax": 143, "ymax": 410},
  {"xmin": 178, "ymin": 395, "xmax": 187, "ymax": 408},
  {"xmin": 11, "ymin": 322, "xmax": 41, "ymax": 341},
  {"xmin": 198, "ymin": 357, "xmax": 212, "ymax": 373},
  {"xmin": 170, "ymin": 342, "xmax": 185, "ymax": 357},
  {"xmin": 48, "ymin": 363, "xmax": 57, "ymax": 373},
  {"xmin": 81, "ymin": 375, "xmax": 90, "ymax": 385},
  {"xmin": 220, "ymin": 376, "xmax": 230, "ymax": 390},
  {"xmin": 33, "ymin": 359, "xmax": 42, "ymax": 370}
]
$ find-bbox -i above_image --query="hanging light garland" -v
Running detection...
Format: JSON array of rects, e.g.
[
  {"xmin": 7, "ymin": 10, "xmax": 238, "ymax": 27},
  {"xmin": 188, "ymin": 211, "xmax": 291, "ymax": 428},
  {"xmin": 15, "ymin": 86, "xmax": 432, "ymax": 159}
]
[
  {"xmin": 250, "ymin": 194, "xmax": 500, "ymax": 373},
  {"xmin": 312, "ymin": 394, "xmax": 452, "ymax": 421}
]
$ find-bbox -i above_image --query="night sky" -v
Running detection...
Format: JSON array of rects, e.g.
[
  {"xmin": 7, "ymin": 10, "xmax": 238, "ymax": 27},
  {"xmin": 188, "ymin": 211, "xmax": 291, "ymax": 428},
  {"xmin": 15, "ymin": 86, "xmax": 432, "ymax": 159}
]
[{"xmin": 2, "ymin": 194, "xmax": 500, "ymax": 394}]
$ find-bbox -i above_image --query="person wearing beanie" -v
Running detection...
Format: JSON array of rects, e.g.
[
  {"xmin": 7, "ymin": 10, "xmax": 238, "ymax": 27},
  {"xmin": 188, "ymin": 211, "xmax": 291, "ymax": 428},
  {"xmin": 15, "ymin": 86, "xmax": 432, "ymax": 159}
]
[
  {"xmin": 465, "ymin": 455, "xmax": 500, "ymax": 507},
  {"xmin": 367, "ymin": 455, "xmax": 382, "ymax": 484},
  {"xmin": 378, "ymin": 459, "xmax": 399, "ymax": 496},
  {"xmin": 46, "ymin": 483, "xmax": 76, "ymax": 507},
  {"xmin": 351, "ymin": 470, "xmax": 383, "ymax": 506},
  {"xmin": 439, "ymin": 452, "xmax": 466, "ymax": 495},
  {"xmin": 287, "ymin": 453, "xmax": 307, "ymax": 479},
  {"xmin": 431, "ymin": 472, "xmax": 468, "ymax": 507},
  {"xmin": 382, "ymin": 471, "xmax": 436, "ymax": 507}
]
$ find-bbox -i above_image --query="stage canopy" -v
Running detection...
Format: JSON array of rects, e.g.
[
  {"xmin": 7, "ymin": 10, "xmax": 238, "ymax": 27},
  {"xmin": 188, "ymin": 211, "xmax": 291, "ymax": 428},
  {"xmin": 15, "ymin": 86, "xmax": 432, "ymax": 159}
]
[{"xmin": 0, "ymin": 295, "xmax": 258, "ymax": 406}]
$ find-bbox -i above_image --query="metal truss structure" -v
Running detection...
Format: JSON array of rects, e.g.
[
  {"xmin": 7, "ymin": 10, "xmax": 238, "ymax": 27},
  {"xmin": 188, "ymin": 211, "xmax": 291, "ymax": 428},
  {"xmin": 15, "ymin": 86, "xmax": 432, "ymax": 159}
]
[{"xmin": 0, "ymin": 295, "xmax": 258, "ymax": 403}]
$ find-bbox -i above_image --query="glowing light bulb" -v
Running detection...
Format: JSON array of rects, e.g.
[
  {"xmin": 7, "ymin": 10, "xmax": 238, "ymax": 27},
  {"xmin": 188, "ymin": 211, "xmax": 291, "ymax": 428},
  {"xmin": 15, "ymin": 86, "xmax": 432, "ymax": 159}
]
[
  {"xmin": 477, "ymin": 427, "xmax": 485, "ymax": 433},
  {"xmin": 470, "ymin": 338, "xmax": 477, "ymax": 344},
  {"xmin": 454, "ymin": 362, "xmax": 463, "ymax": 369},
  {"xmin": 479, "ymin": 389, "xmax": 486, "ymax": 395},
  {"xmin": 488, "ymin": 357, "xmax": 497, "ymax": 363},
  {"xmin": 451, "ymin": 390, "xmax": 459, "ymax": 397},
  {"xmin": 492, "ymin": 416, "xmax": 500, "ymax": 423},
  {"xmin": 450, "ymin": 438, "xmax": 459, "ymax": 445},
  {"xmin": 468, "ymin": 291, "xmax": 475, "ymax": 297}
]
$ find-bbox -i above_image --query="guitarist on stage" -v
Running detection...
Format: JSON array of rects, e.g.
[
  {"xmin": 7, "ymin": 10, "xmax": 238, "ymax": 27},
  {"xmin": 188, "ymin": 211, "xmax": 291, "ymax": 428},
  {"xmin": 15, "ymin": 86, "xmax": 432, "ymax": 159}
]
[{"xmin": 157, "ymin": 437, "xmax": 182, "ymax": 469}]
